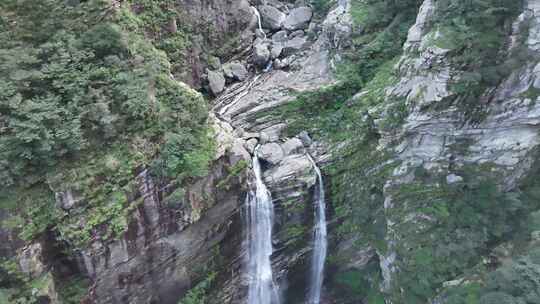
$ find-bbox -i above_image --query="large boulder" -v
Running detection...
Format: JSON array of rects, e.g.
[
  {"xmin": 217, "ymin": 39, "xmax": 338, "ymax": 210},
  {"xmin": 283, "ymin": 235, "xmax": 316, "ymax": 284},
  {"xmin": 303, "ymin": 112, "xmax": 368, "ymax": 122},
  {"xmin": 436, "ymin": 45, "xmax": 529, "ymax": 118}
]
[
  {"xmin": 207, "ymin": 69, "xmax": 226, "ymax": 95},
  {"xmin": 281, "ymin": 36, "xmax": 309, "ymax": 56},
  {"xmin": 271, "ymin": 44, "xmax": 283, "ymax": 59},
  {"xmin": 223, "ymin": 61, "xmax": 249, "ymax": 81},
  {"xmin": 259, "ymin": 5, "xmax": 286, "ymax": 30},
  {"xmin": 270, "ymin": 30, "xmax": 289, "ymax": 58},
  {"xmin": 263, "ymin": 154, "xmax": 315, "ymax": 187},
  {"xmin": 283, "ymin": 6, "xmax": 313, "ymax": 31},
  {"xmin": 253, "ymin": 42, "xmax": 271, "ymax": 67},
  {"xmin": 271, "ymin": 30, "xmax": 289, "ymax": 43},
  {"xmin": 281, "ymin": 138, "xmax": 304, "ymax": 155},
  {"xmin": 258, "ymin": 143, "xmax": 285, "ymax": 165}
]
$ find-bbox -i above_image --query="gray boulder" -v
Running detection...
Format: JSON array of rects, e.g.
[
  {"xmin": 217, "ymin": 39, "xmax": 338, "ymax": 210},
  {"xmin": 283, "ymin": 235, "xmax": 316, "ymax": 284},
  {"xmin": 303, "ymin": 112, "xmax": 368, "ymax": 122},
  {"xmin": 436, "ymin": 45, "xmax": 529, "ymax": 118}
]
[
  {"xmin": 207, "ymin": 69, "xmax": 226, "ymax": 95},
  {"xmin": 207, "ymin": 55, "xmax": 221, "ymax": 70},
  {"xmin": 223, "ymin": 62, "xmax": 249, "ymax": 81},
  {"xmin": 253, "ymin": 42, "xmax": 271, "ymax": 67},
  {"xmin": 283, "ymin": 7, "xmax": 313, "ymax": 31},
  {"xmin": 263, "ymin": 154, "xmax": 315, "ymax": 187},
  {"xmin": 273, "ymin": 58, "xmax": 289, "ymax": 69},
  {"xmin": 271, "ymin": 44, "xmax": 283, "ymax": 58},
  {"xmin": 282, "ymin": 36, "xmax": 308, "ymax": 56},
  {"xmin": 290, "ymin": 30, "xmax": 305, "ymax": 38},
  {"xmin": 298, "ymin": 131, "xmax": 312, "ymax": 146},
  {"xmin": 259, "ymin": 5, "xmax": 286, "ymax": 30},
  {"xmin": 258, "ymin": 142, "xmax": 285, "ymax": 165},
  {"xmin": 18, "ymin": 243, "xmax": 45, "ymax": 278},
  {"xmin": 271, "ymin": 30, "xmax": 289, "ymax": 43},
  {"xmin": 270, "ymin": 30, "xmax": 288, "ymax": 58},
  {"xmin": 446, "ymin": 174, "xmax": 464, "ymax": 184},
  {"xmin": 282, "ymin": 138, "xmax": 304, "ymax": 155},
  {"xmin": 55, "ymin": 190, "xmax": 79, "ymax": 210}
]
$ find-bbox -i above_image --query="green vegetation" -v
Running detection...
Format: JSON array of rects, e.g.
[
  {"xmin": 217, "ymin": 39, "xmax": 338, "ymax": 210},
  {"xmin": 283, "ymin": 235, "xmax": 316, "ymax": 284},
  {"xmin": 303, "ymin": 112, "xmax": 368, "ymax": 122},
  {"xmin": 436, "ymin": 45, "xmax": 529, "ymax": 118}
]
[
  {"xmin": 118, "ymin": 0, "xmax": 193, "ymax": 81},
  {"xmin": 0, "ymin": 259, "xmax": 74, "ymax": 304},
  {"xmin": 0, "ymin": 0, "xmax": 213, "ymax": 246},
  {"xmin": 377, "ymin": 155, "xmax": 540, "ymax": 303},
  {"xmin": 56, "ymin": 277, "xmax": 90, "ymax": 304},
  {"xmin": 216, "ymin": 160, "xmax": 248, "ymax": 190},
  {"xmin": 178, "ymin": 272, "xmax": 216, "ymax": 304},
  {"xmin": 443, "ymin": 245, "xmax": 540, "ymax": 304},
  {"xmin": 331, "ymin": 260, "xmax": 385, "ymax": 303},
  {"xmin": 269, "ymin": 0, "xmax": 421, "ymax": 141},
  {"xmin": 267, "ymin": 0, "xmax": 536, "ymax": 303},
  {"xmin": 310, "ymin": 0, "xmax": 336, "ymax": 16},
  {"xmin": 430, "ymin": 0, "xmax": 525, "ymax": 121},
  {"xmin": 177, "ymin": 245, "xmax": 223, "ymax": 304}
]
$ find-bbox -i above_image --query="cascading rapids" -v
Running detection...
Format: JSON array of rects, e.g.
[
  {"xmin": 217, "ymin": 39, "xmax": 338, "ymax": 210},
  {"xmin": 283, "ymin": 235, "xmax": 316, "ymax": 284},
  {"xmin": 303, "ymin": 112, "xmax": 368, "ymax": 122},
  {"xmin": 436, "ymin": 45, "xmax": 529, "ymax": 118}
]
[{"xmin": 246, "ymin": 146, "xmax": 280, "ymax": 304}]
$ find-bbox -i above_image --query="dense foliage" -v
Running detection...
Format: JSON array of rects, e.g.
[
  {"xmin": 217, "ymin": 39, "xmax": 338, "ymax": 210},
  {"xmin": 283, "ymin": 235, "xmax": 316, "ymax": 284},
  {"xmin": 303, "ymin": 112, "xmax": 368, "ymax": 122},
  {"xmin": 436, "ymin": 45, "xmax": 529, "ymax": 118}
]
[
  {"xmin": 177, "ymin": 272, "xmax": 216, "ymax": 304},
  {"xmin": 432, "ymin": 0, "xmax": 525, "ymax": 119},
  {"xmin": 385, "ymin": 164, "xmax": 540, "ymax": 303},
  {"xmin": 270, "ymin": 0, "xmax": 421, "ymax": 140},
  {"xmin": 0, "ymin": 0, "xmax": 213, "ymax": 246}
]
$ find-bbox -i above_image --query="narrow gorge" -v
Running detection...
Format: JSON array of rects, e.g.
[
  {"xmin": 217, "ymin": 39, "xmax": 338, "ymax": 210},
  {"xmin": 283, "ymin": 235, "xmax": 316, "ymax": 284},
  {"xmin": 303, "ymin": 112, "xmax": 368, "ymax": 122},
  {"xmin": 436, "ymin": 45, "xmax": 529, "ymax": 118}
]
[{"xmin": 2, "ymin": 0, "xmax": 540, "ymax": 304}]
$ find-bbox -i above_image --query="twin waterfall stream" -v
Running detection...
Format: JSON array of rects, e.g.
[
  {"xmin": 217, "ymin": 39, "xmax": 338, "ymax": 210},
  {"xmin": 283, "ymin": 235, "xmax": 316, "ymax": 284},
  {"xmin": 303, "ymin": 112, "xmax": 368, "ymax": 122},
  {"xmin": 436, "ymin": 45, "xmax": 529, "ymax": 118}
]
[{"xmin": 245, "ymin": 146, "xmax": 327, "ymax": 304}]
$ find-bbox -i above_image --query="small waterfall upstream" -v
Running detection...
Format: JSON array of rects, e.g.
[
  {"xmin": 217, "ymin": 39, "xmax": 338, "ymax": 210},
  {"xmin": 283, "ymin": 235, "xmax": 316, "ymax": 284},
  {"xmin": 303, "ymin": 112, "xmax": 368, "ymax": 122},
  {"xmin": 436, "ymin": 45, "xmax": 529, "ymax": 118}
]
[
  {"xmin": 251, "ymin": 6, "xmax": 267, "ymax": 39},
  {"xmin": 246, "ymin": 146, "xmax": 280, "ymax": 304},
  {"xmin": 307, "ymin": 155, "xmax": 328, "ymax": 304},
  {"xmin": 252, "ymin": 5, "xmax": 272, "ymax": 73}
]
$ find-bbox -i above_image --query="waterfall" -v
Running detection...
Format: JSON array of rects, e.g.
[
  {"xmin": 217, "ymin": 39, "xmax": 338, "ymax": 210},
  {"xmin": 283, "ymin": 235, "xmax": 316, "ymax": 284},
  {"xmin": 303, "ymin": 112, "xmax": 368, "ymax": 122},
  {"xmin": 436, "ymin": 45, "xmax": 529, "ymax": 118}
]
[
  {"xmin": 307, "ymin": 155, "xmax": 328, "ymax": 304},
  {"xmin": 251, "ymin": 6, "xmax": 267, "ymax": 39},
  {"xmin": 246, "ymin": 146, "xmax": 280, "ymax": 304}
]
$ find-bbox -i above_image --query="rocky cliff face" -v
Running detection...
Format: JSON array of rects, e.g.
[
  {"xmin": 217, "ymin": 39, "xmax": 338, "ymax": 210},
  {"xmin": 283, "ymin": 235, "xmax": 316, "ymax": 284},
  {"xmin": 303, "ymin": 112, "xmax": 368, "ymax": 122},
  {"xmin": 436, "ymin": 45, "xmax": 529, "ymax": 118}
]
[
  {"xmin": 74, "ymin": 1, "xmax": 353, "ymax": 302},
  {"xmin": 379, "ymin": 0, "xmax": 540, "ymax": 297},
  {"xmin": 3, "ymin": 0, "xmax": 540, "ymax": 303}
]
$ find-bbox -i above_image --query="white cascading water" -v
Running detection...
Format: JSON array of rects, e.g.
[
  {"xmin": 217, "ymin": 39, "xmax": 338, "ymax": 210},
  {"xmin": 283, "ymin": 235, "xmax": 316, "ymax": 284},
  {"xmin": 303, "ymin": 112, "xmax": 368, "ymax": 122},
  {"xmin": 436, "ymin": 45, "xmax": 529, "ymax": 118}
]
[
  {"xmin": 307, "ymin": 155, "xmax": 328, "ymax": 304},
  {"xmin": 251, "ymin": 6, "xmax": 267, "ymax": 39},
  {"xmin": 252, "ymin": 5, "xmax": 272, "ymax": 72},
  {"xmin": 246, "ymin": 146, "xmax": 280, "ymax": 304}
]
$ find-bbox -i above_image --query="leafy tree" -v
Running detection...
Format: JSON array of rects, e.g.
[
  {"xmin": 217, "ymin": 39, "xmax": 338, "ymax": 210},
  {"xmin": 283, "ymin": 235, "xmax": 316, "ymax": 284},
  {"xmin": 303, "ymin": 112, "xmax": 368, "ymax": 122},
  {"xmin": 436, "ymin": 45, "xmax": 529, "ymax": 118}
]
[{"xmin": 0, "ymin": 0, "xmax": 213, "ymax": 245}]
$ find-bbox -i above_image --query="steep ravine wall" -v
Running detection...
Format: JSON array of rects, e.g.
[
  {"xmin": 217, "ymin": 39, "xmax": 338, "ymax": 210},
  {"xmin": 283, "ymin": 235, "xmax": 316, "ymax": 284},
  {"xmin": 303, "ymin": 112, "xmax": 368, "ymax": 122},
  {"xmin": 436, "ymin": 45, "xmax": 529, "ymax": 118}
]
[{"xmin": 338, "ymin": 0, "xmax": 540, "ymax": 303}]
